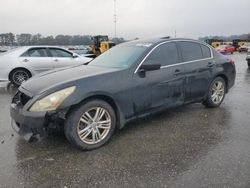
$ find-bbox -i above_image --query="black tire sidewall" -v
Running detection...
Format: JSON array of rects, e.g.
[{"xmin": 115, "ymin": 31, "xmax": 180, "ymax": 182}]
[{"xmin": 64, "ymin": 99, "xmax": 116, "ymax": 150}]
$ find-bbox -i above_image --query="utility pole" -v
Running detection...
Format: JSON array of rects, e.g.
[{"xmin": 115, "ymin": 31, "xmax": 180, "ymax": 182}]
[{"xmin": 114, "ymin": 0, "xmax": 117, "ymax": 38}]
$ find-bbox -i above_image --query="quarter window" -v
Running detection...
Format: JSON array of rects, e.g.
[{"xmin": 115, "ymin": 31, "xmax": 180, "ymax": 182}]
[
  {"xmin": 144, "ymin": 42, "xmax": 179, "ymax": 66},
  {"xmin": 49, "ymin": 48, "xmax": 73, "ymax": 58},
  {"xmin": 178, "ymin": 41, "xmax": 203, "ymax": 62},
  {"xmin": 200, "ymin": 44, "xmax": 211, "ymax": 58}
]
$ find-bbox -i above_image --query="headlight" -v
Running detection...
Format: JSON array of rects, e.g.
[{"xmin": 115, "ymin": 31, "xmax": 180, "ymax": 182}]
[{"xmin": 29, "ymin": 86, "xmax": 76, "ymax": 112}]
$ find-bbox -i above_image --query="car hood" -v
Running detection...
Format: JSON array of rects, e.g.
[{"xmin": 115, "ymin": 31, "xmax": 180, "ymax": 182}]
[{"xmin": 21, "ymin": 65, "xmax": 120, "ymax": 96}]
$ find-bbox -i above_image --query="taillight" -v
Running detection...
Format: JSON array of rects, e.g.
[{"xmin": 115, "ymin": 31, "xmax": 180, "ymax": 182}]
[{"xmin": 228, "ymin": 59, "xmax": 235, "ymax": 65}]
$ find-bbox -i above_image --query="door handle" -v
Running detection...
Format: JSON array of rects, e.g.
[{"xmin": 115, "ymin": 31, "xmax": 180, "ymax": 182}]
[
  {"xmin": 207, "ymin": 62, "xmax": 215, "ymax": 67},
  {"xmin": 23, "ymin": 59, "xmax": 29, "ymax": 62},
  {"xmin": 174, "ymin": 69, "xmax": 181, "ymax": 75},
  {"xmin": 54, "ymin": 59, "xmax": 59, "ymax": 62}
]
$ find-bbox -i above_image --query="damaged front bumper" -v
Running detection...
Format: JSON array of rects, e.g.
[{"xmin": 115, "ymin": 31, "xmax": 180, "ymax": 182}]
[
  {"xmin": 10, "ymin": 102, "xmax": 68, "ymax": 141},
  {"xmin": 10, "ymin": 89, "xmax": 69, "ymax": 142},
  {"xmin": 10, "ymin": 103, "xmax": 49, "ymax": 141}
]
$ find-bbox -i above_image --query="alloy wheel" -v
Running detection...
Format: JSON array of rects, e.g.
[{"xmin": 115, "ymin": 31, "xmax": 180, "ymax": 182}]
[
  {"xmin": 12, "ymin": 70, "xmax": 29, "ymax": 85},
  {"xmin": 211, "ymin": 80, "xmax": 225, "ymax": 104},
  {"xmin": 77, "ymin": 107, "xmax": 111, "ymax": 144}
]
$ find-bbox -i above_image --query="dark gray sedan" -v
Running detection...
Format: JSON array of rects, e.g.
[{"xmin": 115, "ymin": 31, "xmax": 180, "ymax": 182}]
[{"xmin": 10, "ymin": 38, "xmax": 236, "ymax": 150}]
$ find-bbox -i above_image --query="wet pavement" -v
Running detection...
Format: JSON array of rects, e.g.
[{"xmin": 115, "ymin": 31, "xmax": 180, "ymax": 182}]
[{"xmin": 0, "ymin": 53, "xmax": 250, "ymax": 188}]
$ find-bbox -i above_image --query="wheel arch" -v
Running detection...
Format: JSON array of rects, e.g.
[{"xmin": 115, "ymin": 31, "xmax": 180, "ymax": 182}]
[
  {"xmin": 66, "ymin": 94, "xmax": 125, "ymax": 129},
  {"xmin": 8, "ymin": 67, "xmax": 32, "ymax": 81},
  {"xmin": 214, "ymin": 73, "xmax": 229, "ymax": 92}
]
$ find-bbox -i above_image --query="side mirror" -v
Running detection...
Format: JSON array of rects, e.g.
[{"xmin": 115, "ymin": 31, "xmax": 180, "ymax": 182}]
[
  {"xmin": 139, "ymin": 64, "xmax": 161, "ymax": 72},
  {"xmin": 72, "ymin": 54, "xmax": 78, "ymax": 58}
]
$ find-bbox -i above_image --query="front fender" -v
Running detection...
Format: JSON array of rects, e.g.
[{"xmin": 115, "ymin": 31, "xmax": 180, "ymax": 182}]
[{"xmin": 62, "ymin": 90, "xmax": 126, "ymax": 129}]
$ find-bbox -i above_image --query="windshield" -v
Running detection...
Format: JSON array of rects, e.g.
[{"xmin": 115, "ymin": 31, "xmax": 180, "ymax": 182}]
[{"xmin": 89, "ymin": 46, "xmax": 147, "ymax": 68}]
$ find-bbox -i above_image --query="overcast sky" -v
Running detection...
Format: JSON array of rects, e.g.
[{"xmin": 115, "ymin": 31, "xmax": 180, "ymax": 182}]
[{"xmin": 0, "ymin": 0, "xmax": 250, "ymax": 39}]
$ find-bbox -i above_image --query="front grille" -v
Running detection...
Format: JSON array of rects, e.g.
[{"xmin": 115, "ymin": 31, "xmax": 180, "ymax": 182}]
[
  {"xmin": 20, "ymin": 93, "xmax": 31, "ymax": 106},
  {"xmin": 12, "ymin": 92, "xmax": 20, "ymax": 104},
  {"xmin": 12, "ymin": 91, "xmax": 32, "ymax": 106}
]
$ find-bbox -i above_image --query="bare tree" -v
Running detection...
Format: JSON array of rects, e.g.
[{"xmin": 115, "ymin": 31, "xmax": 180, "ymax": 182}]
[
  {"xmin": 16, "ymin": 33, "xmax": 32, "ymax": 46},
  {"xmin": 0, "ymin": 33, "xmax": 15, "ymax": 46}
]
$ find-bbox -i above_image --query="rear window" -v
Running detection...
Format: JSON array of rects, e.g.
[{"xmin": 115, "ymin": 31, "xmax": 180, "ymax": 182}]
[
  {"xmin": 29, "ymin": 48, "xmax": 48, "ymax": 57},
  {"xmin": 178, "ymin": 41, "xmax": 203, "ymax": 62},
  {"xmin": 21, "ymin": 48, "xmax": 48, "ymax": 57},
  {"xmin": 200, "ymin": 44, "xmax": 211, "ymax": 58}
]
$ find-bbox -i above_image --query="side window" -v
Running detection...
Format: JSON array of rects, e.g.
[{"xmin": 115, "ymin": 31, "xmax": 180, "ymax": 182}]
[
  {"xmin": 49, "ymin": 48, "xmax": 72, "ymax": 58},
  {"xmin": 178, "ymin": 41, "xmax": 203, "ymax": 62},
  {"xmin": 22, "ymin": 48, "xmax": 48, "ymax": 57},
  {"xmin": 144, "ymin": 42, "xmax": 179, "ymax": 66},
  {"xmin": 200, "ymin": 44, "xmax": 211, "ymax": 58}
]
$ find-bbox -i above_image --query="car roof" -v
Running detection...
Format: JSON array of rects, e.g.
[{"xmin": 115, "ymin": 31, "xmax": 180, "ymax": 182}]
[
  {"xmin": 18, "ymin": 45, "xmax": 67, "ymax": 49},
  {"xmin": 119, "ymin": 37, "xmax": 209, "ymax": 48}
]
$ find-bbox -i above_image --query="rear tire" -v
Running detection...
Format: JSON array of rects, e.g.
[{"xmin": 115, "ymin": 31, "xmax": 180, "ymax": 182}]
[
  {"xmin": 203, "ymin": 77, "xmax": 226, "ymax": 108},
  {"xmin": 248, "ymin": 60, "xmax": 250, "ymax": 68},
  {"xmin": 64, "ymin": 99, "xmax": 116, "ymax": 150},
  {"xmin": 9, "ymin": 68, "xmax": 31, "ymax": 86}
]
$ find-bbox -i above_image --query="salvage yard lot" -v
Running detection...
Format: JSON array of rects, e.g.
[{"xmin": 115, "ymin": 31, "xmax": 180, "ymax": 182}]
[{"xmin": 0, "ymin": 53, "xmax": 250, "ymax": 187}]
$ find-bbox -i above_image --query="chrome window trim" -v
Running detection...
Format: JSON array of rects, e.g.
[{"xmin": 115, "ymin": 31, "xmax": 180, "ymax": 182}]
[
  {"xmin": 134, "ymin": 39, "xmax": 213, "ymax": 73},
  {"xmin": 160, "ymin": 57, "xmax": 213, "ymax": 69}
]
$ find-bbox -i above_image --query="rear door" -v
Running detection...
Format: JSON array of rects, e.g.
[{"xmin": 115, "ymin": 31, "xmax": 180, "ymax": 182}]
[
  {"xmin": 177, "ymin": 41, "xmax": 214, "ymax": 102},
  {"xmin": 48, "ymin": 48, "xmax": 80, "ymax": 68},
  {"xmin": 19, "ymin": 47, "xmax": 54, "ymax": 73}
]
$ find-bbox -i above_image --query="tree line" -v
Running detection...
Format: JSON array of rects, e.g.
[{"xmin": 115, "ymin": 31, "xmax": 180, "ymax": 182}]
[
  {"xmin": 199, "ymin": 33, "xmax": 250, "ymax": 42},
  {"xmin": 0, "ymin": 33, "xmax": 126, "ymax": 46}
]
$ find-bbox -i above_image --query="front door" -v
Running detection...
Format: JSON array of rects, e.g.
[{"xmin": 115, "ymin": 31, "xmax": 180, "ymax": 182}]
[
  {"xmin": 132, "ymin": 42, "xmax": 186, "ymax": 115},
  {"xmin": 48, "ymin": 48, "xmax": 79, "ymax": 68}
]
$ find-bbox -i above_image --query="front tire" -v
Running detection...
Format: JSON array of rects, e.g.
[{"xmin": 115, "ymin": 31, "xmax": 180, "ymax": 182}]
[
  {"xmin": 64, "ymin": 99, "xmax": 116, "ymax": 150},
  {"xmin": 203, "ymin": 77, "xmax": 226, "ymax": 108},
  {"xmin": 9, "ymin": 69, "xmax": 31, "ymax": 86},
  {"xmin": 248, "ymin": 60, "xmax": 250, "ymax": 68}
]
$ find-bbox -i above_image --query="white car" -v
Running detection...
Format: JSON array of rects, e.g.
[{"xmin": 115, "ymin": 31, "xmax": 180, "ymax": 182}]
[
  {"xmin": 0, "ymin": 46, "xmax": 92, "ymax": 86},
  {"xmin": 247, "ymin": 49, "xmax": 250, "ymax": 68}
]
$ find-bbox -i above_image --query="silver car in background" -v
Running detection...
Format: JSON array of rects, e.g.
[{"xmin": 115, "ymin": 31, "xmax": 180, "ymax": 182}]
[
  {"xmin": 0, "ymin": 46, "xmax": 92, "ymax": 86},
  {"xmin": 246, "ymin": 49, "xmax": 250, "ymax": 68}
]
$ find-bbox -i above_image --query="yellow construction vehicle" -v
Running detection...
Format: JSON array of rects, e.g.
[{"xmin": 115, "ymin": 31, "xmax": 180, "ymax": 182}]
[
  {"xmin": 90, "ymin": 35, "xmax": 116, "ymax": 56},
  {"xmin": 232, "ymin": 39, "xmax": 250, "ymax": 51},
  {"xmin": 205, "ymin": 39, "xmax": 223, "ymax": 48}
]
